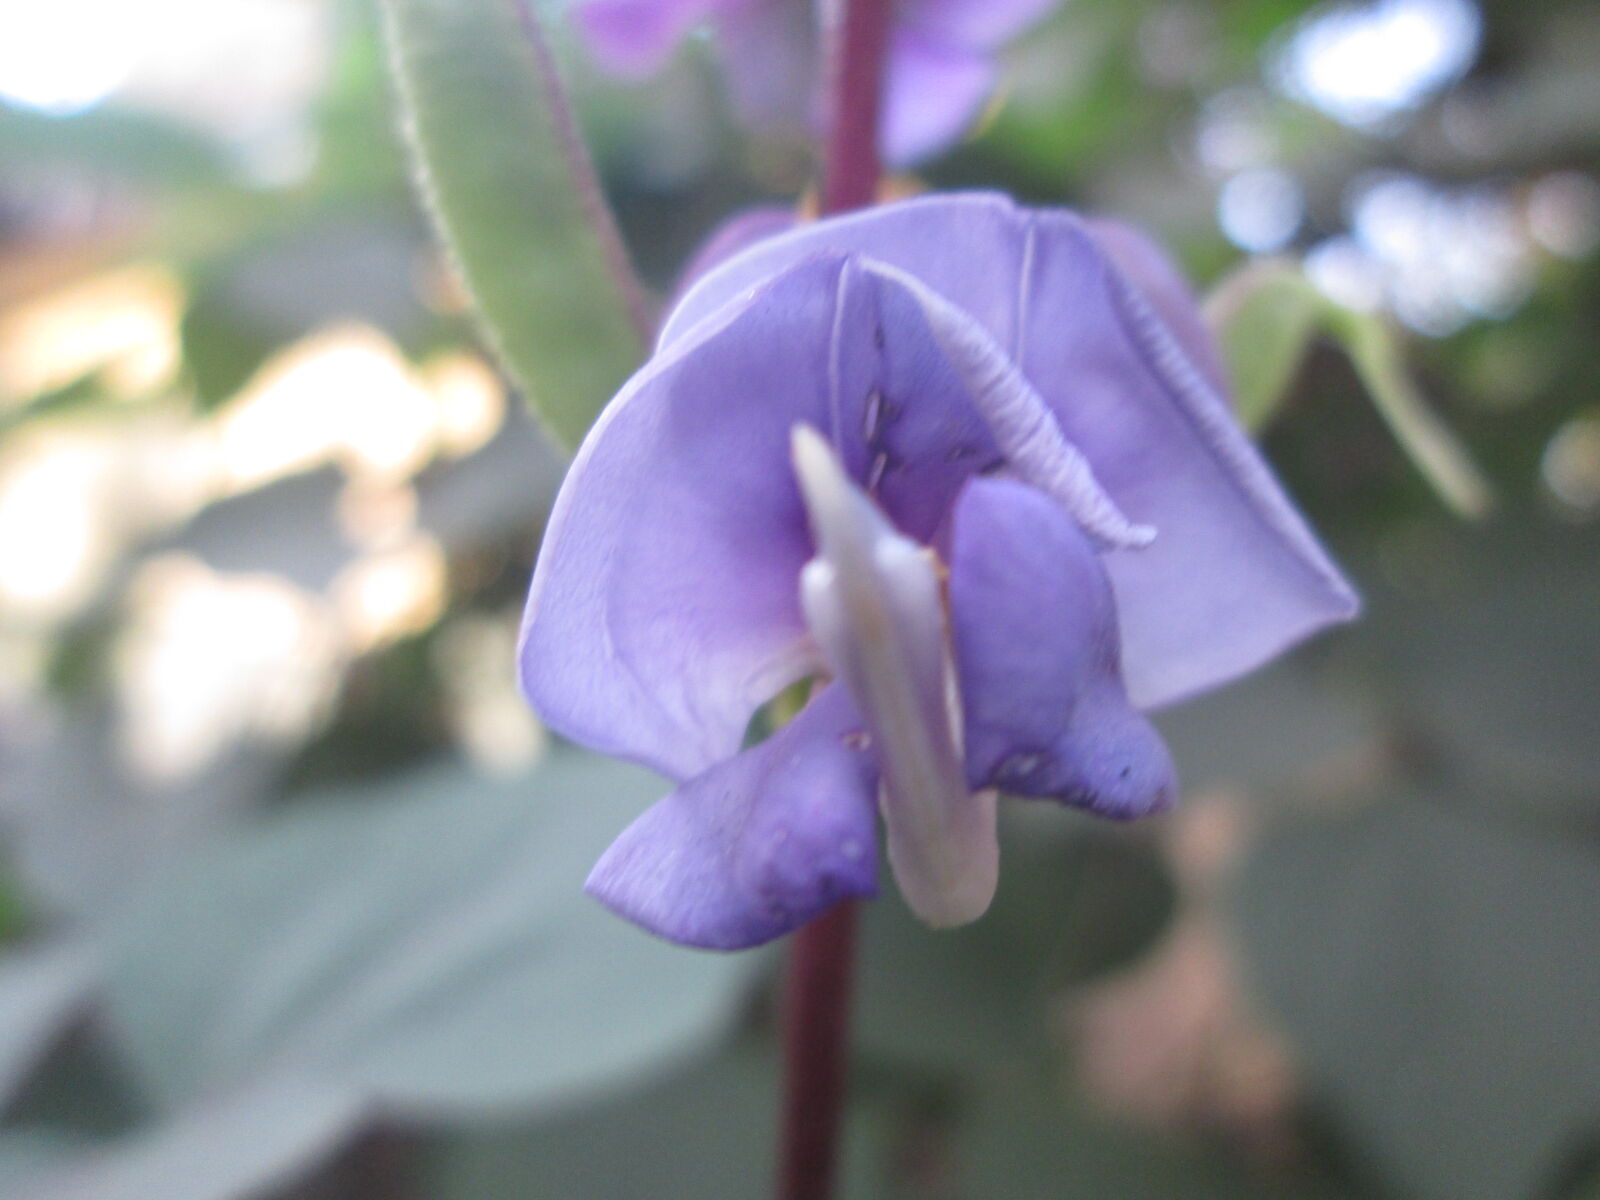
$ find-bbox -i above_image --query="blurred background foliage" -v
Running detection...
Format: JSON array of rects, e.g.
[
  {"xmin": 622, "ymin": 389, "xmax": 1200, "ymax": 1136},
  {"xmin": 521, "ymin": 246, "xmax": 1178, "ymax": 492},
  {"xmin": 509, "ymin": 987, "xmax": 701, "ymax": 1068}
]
[{"xmin": 0, "ymin": 0, "xmax": 1595, "ymax": 1197}]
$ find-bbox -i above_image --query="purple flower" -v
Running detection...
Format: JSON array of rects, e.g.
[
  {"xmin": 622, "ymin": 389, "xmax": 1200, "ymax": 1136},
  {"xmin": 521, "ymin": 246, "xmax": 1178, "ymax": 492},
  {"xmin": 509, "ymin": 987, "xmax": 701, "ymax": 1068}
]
[
  {"xmin": 519, "ymin": 193, "xmax": 1357, "ymax": 949},
  {"xmin": 574, "ymin": 0, "xmax": 1063, "ymax": 164}
]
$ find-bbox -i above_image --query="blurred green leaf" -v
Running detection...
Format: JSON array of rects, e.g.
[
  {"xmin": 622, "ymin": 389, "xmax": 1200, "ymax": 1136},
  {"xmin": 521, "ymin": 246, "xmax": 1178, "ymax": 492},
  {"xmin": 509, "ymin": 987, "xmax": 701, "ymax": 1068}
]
[
  {"xmin": 308, "ymin": 4, "xmax": 410, "ymax": 200},
  {"xmin": 1570, "ymin": 1161, "xmax": 1600, "ymax": 1200},
  {"xmin": 427, "ymin": 1043, "xmax": 775, "ymax": 1199},
  {"xmin": 0, "ymin": 1132, "xmax": 89, "ymax": 1193},
  {"xmin": 428, "ymin": 1034, "xmax": 894, "ymax": 1200},
  {"xmin": 1327, "ymin": 308, "xmax": 1494, "ymax": 520},
  {"xmin": 379, "ymin": 0, "xmax": 648, "ymax": 449},
  {"xmin": 963, "ymin": 1083, "xmax": 1305, "ymax": 1199},
  {"xmin": 3, "ymin": 1021, "xmax": 150, "ymax": 1140},
  {"xmin": 0, "ymin": 868, "xmax": 34, "ymax": 944},
  {"xmin": 179, "ymin": 216, "xmax": 438, "ymax": 410},
  {"xmin": 8, "ymin": 1074, "xmax": 367, "ymax": 1200},
  {"xmin": 1365, "ymin": 520, "xmax": 1600, "ymax": 811},
  {"xmin": 0, "ymin": 941, "xmax": 98, "ymax": 1111},
  {"xmin": 0, "ymin": 373, "xmax": 112, "ymax": 435},
  {"xmin": 177, "ymin": 288, "xmax": 279, "ymax": 413},
  {"xmin": 1204, "ymin": 258, "xmax": 1324, "ymax": 431},
  {"xmin": 1234, "ymin": 800, "xmax": 1600, "ymax": 1200},
  {"xmin": 1154, "ymin": 658, "xmax": 1376, "ymax": 796},
  {"xmin": 1205, "ymin": 257, "xmax": 1493, "ymax": 518},
  {"xmin": 856, "ymin": 884, "xmax": 1050, "ymax": 1076},
  {"xmin": 104, "ymin": 754, "xmax": 766, "ymax": 1118},
  {"xmin": 856, "ymin": 809, "xmax": 1173, "ymax": 1075},
  {"xmin": 0, "ymin": 104, "xmax": 229, "ymax": 190}
]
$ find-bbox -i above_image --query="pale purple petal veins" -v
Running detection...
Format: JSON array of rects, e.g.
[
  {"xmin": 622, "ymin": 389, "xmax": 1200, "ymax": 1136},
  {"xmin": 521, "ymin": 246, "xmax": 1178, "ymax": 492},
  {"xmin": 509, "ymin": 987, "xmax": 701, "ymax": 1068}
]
[
  {"xmin": 792, "ymin": 428, "xmax": 997, "ymax": 927},
  {"xmin": 947, "ymin": 477, "xmax": 1177, "ymax": 820},
  {"xmin": 880, "ymin": 28, "xmax": 996, "ymax": 166},
  {"xmin": 585, "ymin": 685, "xmax": 880, "ymax": 950},
  {"xmin": 574, "ymin": 0, "xmax": 717, "ymax": 77},
  {"xmin": 903, "ymin": 0, "xmax": 1063, "ymax": 48}
]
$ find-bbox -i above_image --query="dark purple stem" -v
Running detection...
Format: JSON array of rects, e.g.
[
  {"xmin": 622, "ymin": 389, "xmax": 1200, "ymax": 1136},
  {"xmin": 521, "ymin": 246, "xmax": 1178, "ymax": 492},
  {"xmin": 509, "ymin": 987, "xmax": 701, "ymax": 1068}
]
[
  {"xmin": 509, "ymin": 0, "xmax": 654, "ymax": 341},
  {"xmin": 819, "ymin": 0, "xmax": 893, "ymax": 214},
  {"xmin": 777, "ymin": 11, "xmax": 890, "ymax": 1198},
  {"xmin": 777, "ymin": 900, "xmax": 861, "ymax": 1200}
]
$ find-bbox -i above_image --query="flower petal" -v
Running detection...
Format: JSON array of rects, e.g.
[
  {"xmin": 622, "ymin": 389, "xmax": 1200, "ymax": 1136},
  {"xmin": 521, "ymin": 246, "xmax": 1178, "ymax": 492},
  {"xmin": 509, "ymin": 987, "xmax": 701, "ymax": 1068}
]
[
  {"xmin": 715, "ymin": 0, "xmax": 819, "ymax": 128},
  {"xmin": 522, "ymin": 251, "xmax": 996, "ymax": 779},
  {"xmin": 661, "ymin": 194, "xmax": 1358, "ymax": 707},
  {"xmin": 658, "ymin": 193, "xmax": 1027, "ymax": 351},
  {"xmin": 585, "ymin": 685, "xmax": 879, "ymax": 950},
  {"xmin": 881, "ymin": 29, "xmax": 995, "ymax": 166},
  {"xmin": 948, "ymin": 477, "xmax": 1177, "ymax": 819},
  {"xmin": 1084, "ymin": 216, "xmax": 1229, "ymax": 396},
  {"xmin": 1017, "ymin": 212, "xmax": 1358, "ymax": 706},
  {"xmin": 905, "ymin": 0, "xmax": 1062, "ymax": 48},
  {"xmin": 521, "ymin": 257, "xmax": 843, "ymax": 780},
  {"xmin": 574, "ymin": 0, "xmax": 716, "ymax": 78},
  {"xmin": 671, "ymin": 205, "xmax": 798, "ymax": 306}
]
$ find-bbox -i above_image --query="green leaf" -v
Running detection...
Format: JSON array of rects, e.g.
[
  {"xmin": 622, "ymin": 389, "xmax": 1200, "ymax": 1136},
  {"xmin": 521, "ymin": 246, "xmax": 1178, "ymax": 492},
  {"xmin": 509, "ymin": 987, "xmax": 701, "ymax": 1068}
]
[
  {"xmin": 0, "ymin": 373, "xmax": 113, "ymax": 435},
  {"xmin": 855, "ymin": 808, "xmax": 1173, "ymax": 1074},
  {"xmin": 0, "ymin": 1131, "xmax": 91, "ymax": 1194},
  {"xmin": 1326, "ymin": 307, "xmax": 1494, "ymax": 519},
  {"xmin": 180, "ymin": 216, "xmax": 440, "ymax": 411},
  {"xmin": 1203, "ymin": 259, "xmax": 1324, "ymax": 432},
  {"xmin": 7, "ymin": 1075, "xmax": 367, "ymax": 1200},
  {"xmin": 1205, "ymin": 258, "xmax": 1492, "ymax": 518},
  {"xmin": 379, "ymin": 0, "xmax": 648, "ymax": 449},
  {"xmin": 427, "ymin": 1036, "xmax": 892, "ymax": 1200},
  {"xmin": 963, "ymin": 1084, "xmax": 1297, "ymax": 1199},
  {"xmin": 1153, "ymin": 659, "xmax": 1378, "ymax": 796},
  {"xmin": 0, "ymin": 105, "xmax": 229, "ymax": 191},
  {"xmin": 1364, "ymin": 520, "xmax": 1600, "ymax": 811},
  {"xmin": 104, "ymin": 754, "xmax": 766, "ymax": 1118},
  {"xmin": 427, "ymin": 1043, "xmax": 776, "ymax": 1199},
  {"xmin": 0, "ymin": 940, "xmax": 99, "ymax": 1110},
  {"xmin": 1233, "ymin": 800, "xmax": 1600, "ymax": 1200}
]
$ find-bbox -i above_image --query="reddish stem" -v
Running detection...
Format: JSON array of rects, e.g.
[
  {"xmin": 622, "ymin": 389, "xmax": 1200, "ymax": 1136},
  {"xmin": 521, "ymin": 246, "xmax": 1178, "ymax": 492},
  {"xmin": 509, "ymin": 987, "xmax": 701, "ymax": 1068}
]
[
  {"xmin": 778, "ymin": 5, "xmax": 889, "ymax": 1198},
  {"xmin": 819, "ymin": 0, "xmax": 893, "ymax": 214},
  {"xmin": 777, "ymin": 900, "xmax": 861, "ymax": 1200}
]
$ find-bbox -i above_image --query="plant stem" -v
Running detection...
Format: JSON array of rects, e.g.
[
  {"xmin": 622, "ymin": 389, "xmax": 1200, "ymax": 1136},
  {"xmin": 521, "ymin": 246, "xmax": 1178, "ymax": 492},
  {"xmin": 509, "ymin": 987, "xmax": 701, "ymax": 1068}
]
[
  {"xmin": 777, "ymin": 900, "xmax": 861, "ymax": 1200},
  {"xmin": 819, "ymin": 0, "xmax": 893, "ymax": 214},
  {"xmin": 778, "ymin": 6, "xmax": 889, "ymax": 1197}
]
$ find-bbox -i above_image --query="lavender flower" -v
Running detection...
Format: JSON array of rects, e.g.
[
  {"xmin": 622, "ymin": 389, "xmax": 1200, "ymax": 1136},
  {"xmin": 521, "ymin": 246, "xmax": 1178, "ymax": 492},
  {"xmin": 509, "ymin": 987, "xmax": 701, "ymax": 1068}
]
[
  {"xmin": 574, "ymin": 0, "xmax": 1063, "ymax": 164},
  {"xmin": 519, "ymin": 193, "xmax": 1357, "ymax": 949}
]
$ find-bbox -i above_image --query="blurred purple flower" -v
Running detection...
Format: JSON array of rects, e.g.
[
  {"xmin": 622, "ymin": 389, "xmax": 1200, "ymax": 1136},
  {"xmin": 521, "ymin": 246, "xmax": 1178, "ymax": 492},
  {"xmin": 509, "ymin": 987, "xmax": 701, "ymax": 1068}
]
[
  {"xmin": 574, "ymin": 0, "xmax": 1063, "ymax": 163},
  {"xmin": 519, "ymin": 193, "xmax": 1357, "ymax": 949}
]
